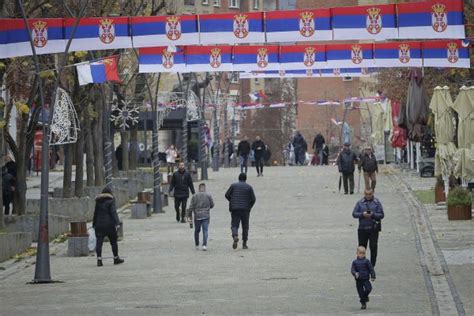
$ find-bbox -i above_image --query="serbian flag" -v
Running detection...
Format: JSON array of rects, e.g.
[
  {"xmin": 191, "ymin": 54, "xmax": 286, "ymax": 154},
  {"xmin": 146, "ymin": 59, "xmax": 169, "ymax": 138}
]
[
  {"xmin": 326, "ymin": 43, "xmax": 374, "ymax": 68},
  {"xmin": 280, "ymin": 45, "xmax": 326, "ymax": 70},
  {"xmin": 332, "ymin": 4, "xmax": 397, "ymax": 41},
  {"xmin": 320, "ymin": 68, "xmax": 375, "ymax": 77},
  {"xmin": 398, "ymin": 0, "xmax": 465, "ymax": 39},
  {"xmin": 131, "ymin": 15, "xmax": 199, "ymax": 48},
  {"xmin": 185, "ymin": 46, "xmax": 233, "ymax": 72},
  {"xmin": 138, "ymin": 46, "xmax": 186, "ymax": 73},
  {"xmin": 280, "ymin": 69, "xmax": 321, "ymax": 78},
  {"xmin": 65, "ymin": 17, "xmax": 132, "ymax": 52},
  {"xmin": 374, "ymin": 42, "xmax": 422, "ymax": 68},
  {"xmin": 423, "ymin": 40, "xmax": 470, "ymax": 68},
  {"xmin": 0, "ymin": 18, "xmax": 65, "ymax": 58},
  {"xmin": 233, "ymin": 45, "xmax": 280, "ymax": 71},
  {"xmin": 265, "ymin": 9, "xmax": 331, "ymax": 43},
  {"xmin": 240, "ymin": 71, "xmax": 280, "ymax": 79},
  {"xmin": 77, "ymin": 57, "xmax": 120, "ymax": 86},
  {"xmin": 199, "ymin": 12, "xmax": 264, "ymax": 45}
]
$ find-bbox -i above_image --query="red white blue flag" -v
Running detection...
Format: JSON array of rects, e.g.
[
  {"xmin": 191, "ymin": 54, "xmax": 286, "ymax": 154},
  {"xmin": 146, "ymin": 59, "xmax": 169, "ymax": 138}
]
[
  {"xmin": 320, "ymin": 68, "xmax": 375, "ymax": 77},
  {"xmin": 279, "ymin": 45, "xmax": 326, "ymax": 70},
  {"xmin": 374, "ymin": 42, "xmax": 422, "ymax": 68},
  {"xmin": 233, "ymin": 45, "xmax": 280, "ymax": 72},
  {"xmin": 265, "ymin": 9, "xmax": 331, "ymax": 43},
  {"xmin": 185, "ymin": 46, "xmax": 233, "ymax": 72},
  {"xmin": 77, "ymin": 56, "xmax": 120, "ymax": 86},
  {"xmin": 423, "ymin": 40, "xmax": 470, "ymax": 68},
  {"xmin": 398, "ymin": 0, "xmax": 465, "ymax": 39},
  {"xmin": 199, "ymin": 12, "xmax": 264, "ymax": 45},
  {"xmin": 65, "ymin": 17, "xmax": 132, "ymax": 52},
  {"xmin": 131, "ymin": 15, "xmax": 199, "ymax": 48},
  {"xmin": 138, "ymin": 46, "xmax": 186, "ymax": 73},
  {"xmin": 326, "ymin": 43, "xmax": 374, "ymax": 68},
  {"xmin": 332, "ymin": 4, "xmax": 397, "ymax": 41},
  {"xmin": 0, "ymin": 18, "xmax": 65, "ymax": 58}
]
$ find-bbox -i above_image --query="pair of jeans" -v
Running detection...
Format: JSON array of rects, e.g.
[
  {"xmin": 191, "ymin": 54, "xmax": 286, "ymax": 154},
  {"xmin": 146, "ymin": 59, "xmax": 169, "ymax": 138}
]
[
  {"xmin": 174, "ymin": 197, "xmax": 188, "ymax": 221},
  {"xmin": 194, "ymin": 218, "xmax": 210, "ymax": 246},
  {"xmin": 240, "ymin": 155, "xmax": 248, "ymax": 174},
  {"xmin": 255, "ymin": 155, "xmax": 264, "ymax": 174},
  {"xmin": 95, "ymin": 228, "xmax": 118, "ymax": 258},
  {"xmin": 358, "ymin": 230, "xmax": 379, "ymax": 267},
  {"xmin": 355, "ymin": 279, "xmax": 372, "ymax": 303},
  {"xmin": 363, "ymin": 172, "xmax": 377, "ymax": 190},
  {"xmin": 231, "ymin": 209, "xmax": 250, "ymax": 241},
  {"xmin": 342, "ymin": 172, "xmax": 355, "ymax": 194},
  {"xmin": 3, "ymin": 193, "xmax": 12, "ymax": 215}
]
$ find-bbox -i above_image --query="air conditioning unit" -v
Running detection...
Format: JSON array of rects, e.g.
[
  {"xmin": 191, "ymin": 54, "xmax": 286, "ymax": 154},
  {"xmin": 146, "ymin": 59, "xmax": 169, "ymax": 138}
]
[{"xmin": 343, "ymin": 76, "xmax": 353, "ymax": 82}]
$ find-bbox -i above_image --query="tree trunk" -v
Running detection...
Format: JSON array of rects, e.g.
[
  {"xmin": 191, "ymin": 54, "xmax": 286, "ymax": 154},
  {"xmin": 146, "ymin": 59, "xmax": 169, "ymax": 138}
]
[
  {"xmin": 120, "ymin": 130, "xmax": 129, "ymax": 171},
  {"xmin": 84, "ymin": 106, "xmax": 95, "ymax": 187},
  {"xmin": 0, "ymin": 130, "xmax": 4, "ymax": 229},
  {"xmin": 129, "ymin": 127, "xmax": 138, "ymax": 170},
  {"xmin": 13, "ymin": 116, "xmax": 28, "ymax": 215},
  {"xmin": 111, "ymin": 130, "xmax": 119, "ymax": 177},
  {"xmin": 93, "ymin": 102, "xmax": 105, "ymax": 187},
  {"xmin": 74, "ymin": 123, "xmax": 84, "ymax": 197},
  {"xmin": 62, "ymin": 143, "xmax": 73, "ymax": 198}
]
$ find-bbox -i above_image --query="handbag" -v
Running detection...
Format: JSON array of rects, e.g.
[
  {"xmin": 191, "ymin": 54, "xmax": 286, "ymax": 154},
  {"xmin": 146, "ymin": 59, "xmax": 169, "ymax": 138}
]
[{"xmin": 373, "ymin": 220, "xmax": 382, "ymax": 232}]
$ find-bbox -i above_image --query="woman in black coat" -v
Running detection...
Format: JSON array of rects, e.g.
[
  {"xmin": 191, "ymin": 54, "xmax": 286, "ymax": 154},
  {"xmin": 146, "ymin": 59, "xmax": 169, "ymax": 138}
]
[{"xmin": 93, "ymin": 187, "xmax": 124, "ymax": 266}]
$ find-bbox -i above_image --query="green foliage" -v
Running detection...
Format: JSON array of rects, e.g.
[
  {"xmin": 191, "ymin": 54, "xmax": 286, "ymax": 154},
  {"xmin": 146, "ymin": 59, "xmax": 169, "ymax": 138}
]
[
  {"xmin": 447, "ymin": 186, "xmax": 472, "ymax": 207},
  {"xmin": 414, "ymin": 189, "xmax": 434, "ymax": 204}
]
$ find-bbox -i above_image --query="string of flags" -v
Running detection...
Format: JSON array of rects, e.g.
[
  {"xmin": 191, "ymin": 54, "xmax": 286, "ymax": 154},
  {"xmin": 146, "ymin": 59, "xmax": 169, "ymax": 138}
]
[{"xmin": 0, "ymin": 0, "xmax": 468, "ymax": 59}]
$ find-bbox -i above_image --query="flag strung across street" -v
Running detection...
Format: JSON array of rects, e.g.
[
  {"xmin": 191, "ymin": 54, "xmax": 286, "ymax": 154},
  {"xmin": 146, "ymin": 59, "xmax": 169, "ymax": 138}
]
[
  {"xmin": 422, "ymin": 39, "xmax": 470, "ymax": 68},
  {"xmin": 232, "ymin": 45, "xmax": 280, "ymax": 72},
  {"xmin": 374, "ymin": 42, "xmax": 423, "ymax": 68},
  {"xmin": 138, "ymin": 46, "xmax": 186, "ymax": 73},
  {"xmin": 326, "ymin": 43, "xmax": 375, "ymax": 68},
  {"xmin": 279, "ymin": 45, "xmax": 326, "ymax": 70},
  {"xmin": 185, "ymin": 45, "xmax": 233, "ymax": 72},
  {"xmin": 76, "ymin": 56, "xmax": 120, "ymax": 86}
]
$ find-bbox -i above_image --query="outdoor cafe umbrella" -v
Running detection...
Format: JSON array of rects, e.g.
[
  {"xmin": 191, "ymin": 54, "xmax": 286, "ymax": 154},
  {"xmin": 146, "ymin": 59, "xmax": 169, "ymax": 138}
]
[{"xmin": 429, "ymin": 86, "xmax": 456, "ymax": 177}]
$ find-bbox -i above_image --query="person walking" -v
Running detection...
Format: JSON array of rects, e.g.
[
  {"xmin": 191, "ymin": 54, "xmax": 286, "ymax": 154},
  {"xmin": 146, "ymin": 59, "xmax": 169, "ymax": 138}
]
[
  {"xmin": 165, "ymin": 144, "xmax": 178, "ymax": 175},
  {"xmin": 92, "ymin": 187, "xmax": 124, "ymax": 267},
  {"xmin": 237, "ymin": 136, "xmax": 251, "ymax": 174},
  {"xmin": 351, "ymin": 246, "xmax": 376, "ymax": 310},
  {"xmin": 252, "ymin": 136, "xmax": 265, "ymax": 176},
  {"xmin": 225, "ymin": 173, "xmax": 256, "ymax": 250},
  {"xmin": 292, "ymin": 131, "xmax": 306, "ymax": 166},
  {"xmin": 169, "ymin": 162, "xmax": 195, "ymax": 223},
  {"xmin": 352, "ymin": 189, "xmax": 384, "ymax": 267},
  {"xmin": 358, "ymin": 145, "xmax": 378, "ymax": 191},
  {"xmin": 2, "ymin": 167, "xmax": 15, "ymax": 215},
  {"xmin": 312, "ymin": 133, "xmax": 326, "ymax": 165},
  {"xmin": 321, "ymin": 143, "xmax": 329, "ymax": 165},
  {"xmin": 115, "ymin": 144, "xmax": 123, "ymax": 171},
  {"xmin": 337, "ymin": 142, "xmax": 358, "ymax": 194},
  {"xmin": 187, "ymin": 183, "xmax": 214, "ymax": 251}
]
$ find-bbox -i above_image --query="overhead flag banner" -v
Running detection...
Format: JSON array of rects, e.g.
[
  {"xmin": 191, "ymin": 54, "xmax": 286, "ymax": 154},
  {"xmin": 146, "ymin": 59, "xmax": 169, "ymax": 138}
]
[
  {"xmin": 131, "ymin": 15, "xmax": 199, "ymax": 48},
  {"xmin": 265, "ymin": 9, "xmax": 331, "ymax": 43},
  {"xmin": 374, "ymin": 42, "xmax": 422, "ymax": 67},
  {"xmin": 199, "ymin": 12, "xmax": 265, "ymax": 45},
  {"xmin": 326, "ymin": 43, "xmax": 374, "ymax": 68},
  {"xmin": 77, "ymin": 56, "xmax": 120, "ymax": 86},
  {"xmin": 1, "ymin": 18, "xmax": 65, "ymax": 58},
  {"xmin": 423, "ymin": 40, "xmax": 470, "ymax": 68},
  {"xmin": 332, "ymin": 4, "xmax": 397, "ymax": 41},
  {"xmin": 240, "ymin": 68, "xmax": 377, "ymax": 79},
  {"xmin": 320, "ymin": 68, "xmax": 375, "ymax": 77},
  {"xmin": 398, "ymin": 0, "xmax": 465, "ymax": 39},
  {"xmin": 233, "ymin": 45, "xmax": 280, "ymax": 71},
  {"xmin": 280, "ymin": 45, "xmax": 326, "ymax": 70},
  {"xmin": 138, "ymin": 46, "xmax": 186, "ymax": 73},
  {"xmin": 185, "ymin": 46, "xmax": 233, "ymax": 72},
  {"xmin": 65, "ymin": 17, "xmax": 132, "ymax": 52}
]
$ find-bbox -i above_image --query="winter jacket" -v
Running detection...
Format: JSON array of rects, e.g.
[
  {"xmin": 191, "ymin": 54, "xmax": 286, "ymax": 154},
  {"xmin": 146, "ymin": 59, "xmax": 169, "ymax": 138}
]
[
  {"xmin": 293, "ymin": 134, "xmax": 306, "ymax": 150},
  {"xmin": 351, "ymin": 257, "xmax": 376, "ymax": 280},
  {"xmin": 93, "ymin": 193, "xmax": 120, "ymax": 231},
  {"xmin": 352, "ymin": 197, "xmax": 384, "ymax": 231},
  {"xmin": 169, "ymin": 170, "xmax": 195, "ymax": 198},
  {"xmin": 359, "ymin": 153, "xmax": 378, "ymax": 173},
  {"xmin": 337, "ymin": 149, "xmax": 358, "ymax": 173},
  {"xmin": 237, "ymin": 140, "xmax": 251, "ymax": 157},
  {"xmin": 252, "ymin": 140, "xmax": 266, "ymax": 157},
  {"xmin": 2, "ymin": 171, "xmax": 15, "ymax": 196},
  {"xmin": 312, "ymin": 134, "xmax": 325, "ymax": 151},
  {"xmin": 225, "ymin": 181, "xmax": 256, "ymax": 212},
  {"xmin": 187, "ymin": 192, "xmax": 214, "ymax": 220},
  {"xmin": 223, "ymin": 141, "xmax": 234, "ymax": 155}
]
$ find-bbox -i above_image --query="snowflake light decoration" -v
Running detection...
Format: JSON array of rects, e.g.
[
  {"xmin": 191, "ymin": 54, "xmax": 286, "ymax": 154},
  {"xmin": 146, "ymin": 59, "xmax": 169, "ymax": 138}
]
[{"xmin": 110, "ymin": 99, "xmax": 139, "ymax": 129}]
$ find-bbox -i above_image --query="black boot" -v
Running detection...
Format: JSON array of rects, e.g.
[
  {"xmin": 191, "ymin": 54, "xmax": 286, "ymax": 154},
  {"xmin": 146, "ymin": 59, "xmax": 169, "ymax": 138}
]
[
  {"xmin": 114, "ymin": 257, "xmax": 124, "ymax": 265},
  {"xmin": 243, "ymin": 241, "xmax": 248, "ymax": 249},
  {"xmin": 176, "ymin": 211, "xmax": 180, "ymax": 222},
  {"xmin": 97, "ymin": 258, "xmax": 103, "ymax": 267}
]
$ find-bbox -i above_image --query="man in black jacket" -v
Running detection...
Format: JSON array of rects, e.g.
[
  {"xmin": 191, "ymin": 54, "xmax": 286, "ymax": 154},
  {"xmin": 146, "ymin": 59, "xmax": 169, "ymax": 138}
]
[
  {"xmin": 358, "ymin": 146, "xmax": 378, "ymax": 191},
  {"xmin": 237, "ymin": 136, "xmax": 251, "ymax": 174},
  {"xmin": 169, "ymin": 162, "xmax": 195, "ymax": 223},
  {"xmin": 225, "ymin": 173, "xmax": 256, "ymax": 249},
  {"xmin": 337, "ymin": 142, "xmax": 358, "ymax": 194},
  {"xmin": 292, "ymin": 131, "xmax": 306, "ymax": 166},
  {"xmin": 251, "ymin": 136, "xmax": 265, "ymax": 176},
  {"xmin": 312, "ymin": 133, "xmax": 325, "ymax": 165}
]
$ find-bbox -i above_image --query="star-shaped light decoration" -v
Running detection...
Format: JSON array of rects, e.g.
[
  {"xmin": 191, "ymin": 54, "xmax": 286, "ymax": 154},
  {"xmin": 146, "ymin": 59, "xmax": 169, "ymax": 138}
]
[{"xmin": 110, "ymin": 99, "xmax": 140, "ymax": 129}]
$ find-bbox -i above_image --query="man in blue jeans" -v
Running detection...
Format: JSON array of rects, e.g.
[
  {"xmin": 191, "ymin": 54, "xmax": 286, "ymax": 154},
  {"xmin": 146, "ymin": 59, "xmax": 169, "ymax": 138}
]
[
  {"xmin": 237, "ymin": 136, "xmax": 251, "ymax": 174},
  {"xmin": 187, "ymin": 183, "xmax": 214, "ymax": 251}
]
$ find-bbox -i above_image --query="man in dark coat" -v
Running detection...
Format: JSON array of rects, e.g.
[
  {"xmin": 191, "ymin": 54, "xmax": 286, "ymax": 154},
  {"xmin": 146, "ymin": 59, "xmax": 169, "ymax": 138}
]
[
  {"xmin": 2, "ymin": 167, "xmax": 15, "ymax": 215},
  {"xmin": 93, "ymin": 187, "xmax": 124, "ymax": 266},
  {"xmin": 292, "ymin": 131, "xmax": 306, "ymax": 166},
  {"xmin": 337, "ymin": 142, "xmax": 358, "ymax": 194},
  {"xmin": 251, "ymin": 136, "xmax": 265, "ymax": 176},
  {"xmin": 169, "ymin": 162, "xmax": 195, "ymax": 223},
  {"xmin": 352, "ymin": 189, "xmax": 384, "ymax": 267},
  {"xmin": 358, "ymin": 146, "xmax": 378, "ymax": 191},
  {"xmin": 312, "ymin": 133, "xmax": 326, "ymax": 165},
  {"xmin": 115, "ymin": 144, "xmax": 123, "ymax": 171},
  {"xmin": 225, "ymin": 173, "xmax": 256, "ymax": 250},
  {"xmin": 222, "ymin": 138, "xmax": 234, "ymax": 165},
  {"xmin": 237, "ymin": 136, "xmax": 251, "ymax": 174}
]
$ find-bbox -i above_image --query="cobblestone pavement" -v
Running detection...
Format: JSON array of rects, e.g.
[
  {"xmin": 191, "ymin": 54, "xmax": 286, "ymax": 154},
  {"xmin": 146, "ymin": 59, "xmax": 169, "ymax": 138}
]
[{"xmin": 0, "ymin": 166, "xmax": 437, "ymax": 315}]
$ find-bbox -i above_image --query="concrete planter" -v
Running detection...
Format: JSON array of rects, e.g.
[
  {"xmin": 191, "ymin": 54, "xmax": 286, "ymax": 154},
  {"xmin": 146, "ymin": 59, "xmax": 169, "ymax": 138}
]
[
  {"xmin": 447, "ymin": 204, "xmax": 472, "ymax": 220},
  {"xmin": 0, "ymin": 232, "xmax": 32, "ymax": 262},
  {"xmin": 5, "ymin": 214, "xmax": 69, "ymax": 242},
  {"xmin": 26, "ymin": 197, "xmax": 95, "ymax": 222}
]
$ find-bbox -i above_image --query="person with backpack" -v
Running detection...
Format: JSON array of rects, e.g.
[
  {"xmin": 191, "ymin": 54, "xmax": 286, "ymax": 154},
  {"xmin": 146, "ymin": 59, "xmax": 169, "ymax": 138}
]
[
  {"xmin": 336, "ymin": 142, "xmax": 358, "ymax": 194},
  {"xmin": 358, "ymin": 146, "xmax": 378, "ymax": 191}
]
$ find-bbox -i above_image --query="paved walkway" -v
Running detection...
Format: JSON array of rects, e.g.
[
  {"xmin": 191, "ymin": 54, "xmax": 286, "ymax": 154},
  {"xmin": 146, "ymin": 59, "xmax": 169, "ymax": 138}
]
[{"xmin": 0, "ymin": 166, "xmax": 442, "ymax": 315}]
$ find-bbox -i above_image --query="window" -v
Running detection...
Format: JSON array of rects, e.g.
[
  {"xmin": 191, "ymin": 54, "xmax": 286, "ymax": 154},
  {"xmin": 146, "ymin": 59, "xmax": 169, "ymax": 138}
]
[
  {"xmin": 213, "ymin": 0, "xmax": 220, "ymax": 7},
  {"xmin": 342, "ymin": 76, "xmax": 353, "ymax": 82},
  {"xmin": 229, "ymin": 0, "xmax": 239, "ymax": 9},
  {"xmin": 253, "ymin": 0, "xmax": 259, "ymax": 10},
  {"xmin": 202, "ymin": 0, "xmax": 209, "ymax": 4},
  {"xmin": 254, "ymin": 78, "xmax": 260, "ymax": 85},
  {"xmin": 184, "ymin": 0, "xmax": 195, "ymax": 5}
]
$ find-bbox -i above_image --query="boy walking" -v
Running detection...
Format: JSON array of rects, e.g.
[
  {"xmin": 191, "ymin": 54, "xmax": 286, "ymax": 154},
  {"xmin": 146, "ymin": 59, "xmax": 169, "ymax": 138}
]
[
  {"xmin": 351, "ymin": 246, "xmax": 376, "ymax": 310},
  {"xmin": 187, "ymin": 183, "xmax": 214, "ymax": 251}
]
